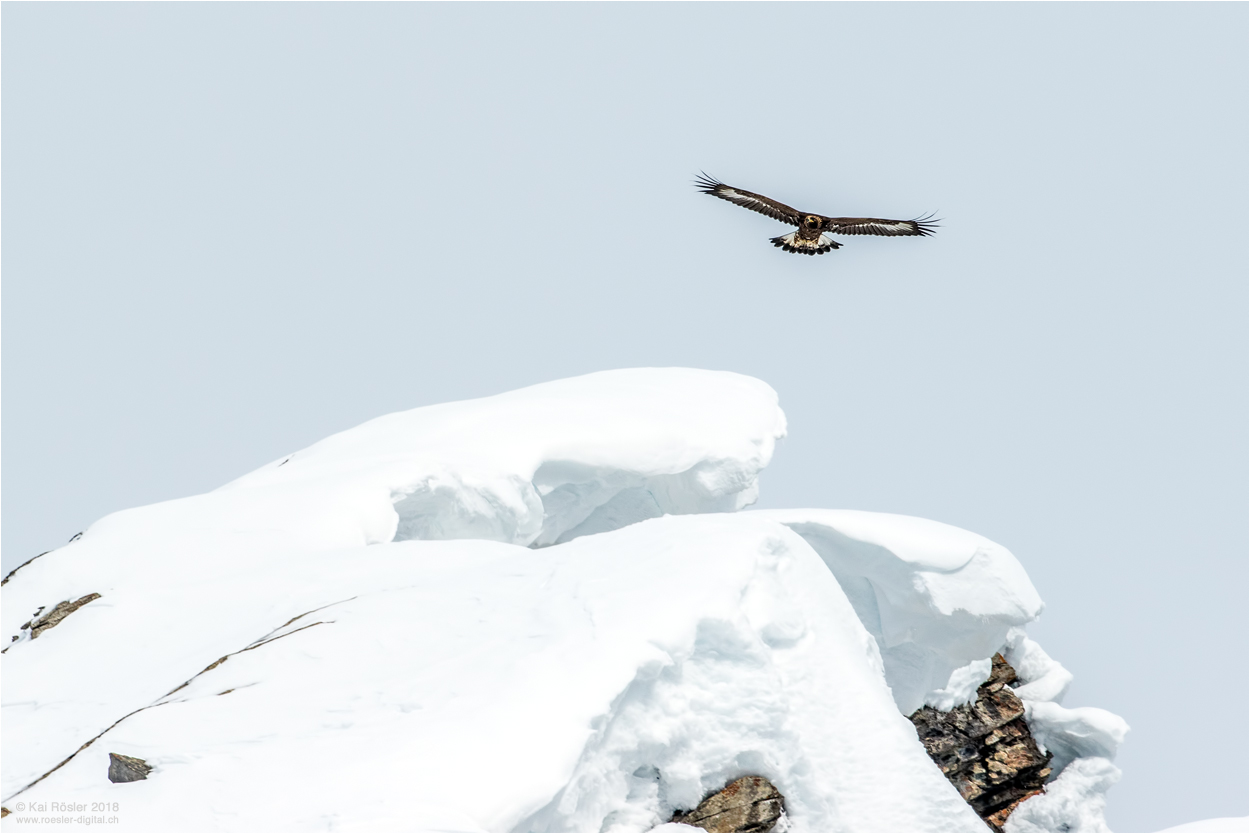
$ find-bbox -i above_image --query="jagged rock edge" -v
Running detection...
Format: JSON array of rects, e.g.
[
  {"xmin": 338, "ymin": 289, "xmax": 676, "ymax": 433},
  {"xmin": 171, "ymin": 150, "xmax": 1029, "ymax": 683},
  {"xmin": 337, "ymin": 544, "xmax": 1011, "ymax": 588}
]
[{"xmin": 909, "ymin": 654, "xmax": 1052, "ymax": 832}]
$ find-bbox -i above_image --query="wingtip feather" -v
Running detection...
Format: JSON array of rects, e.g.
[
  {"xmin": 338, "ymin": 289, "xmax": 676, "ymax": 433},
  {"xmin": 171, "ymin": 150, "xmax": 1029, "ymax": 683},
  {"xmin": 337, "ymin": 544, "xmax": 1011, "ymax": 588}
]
[
  {"xmin": 693, "ymin": 171, "xmax": 724, "ymax": 193},
  {"xmin": 910, "ymin": 211, "xmax": 941, "ymax": 236}
]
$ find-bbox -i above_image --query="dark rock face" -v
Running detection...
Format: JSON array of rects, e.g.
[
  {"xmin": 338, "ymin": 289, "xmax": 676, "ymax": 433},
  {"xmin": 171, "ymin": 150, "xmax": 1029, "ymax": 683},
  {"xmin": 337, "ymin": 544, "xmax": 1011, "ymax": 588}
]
[
  {"xmin": 671, "ymin": 775, "xmax": 784, "ymax": 833},
  {"xmin": 107, "ymin": 753, "xmax": 152, "ymax": 783},
  {"xmin": 909, "ymin": 654, "xmax": 1051, "ymax": 832}
]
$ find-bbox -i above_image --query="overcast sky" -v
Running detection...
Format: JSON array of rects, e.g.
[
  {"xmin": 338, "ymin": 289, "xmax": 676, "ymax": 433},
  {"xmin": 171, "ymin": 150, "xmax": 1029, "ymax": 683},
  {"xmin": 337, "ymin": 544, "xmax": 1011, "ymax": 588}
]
[{"xmin": 3, "ymin": 3, "xmax": 1246, "ymax": 831}]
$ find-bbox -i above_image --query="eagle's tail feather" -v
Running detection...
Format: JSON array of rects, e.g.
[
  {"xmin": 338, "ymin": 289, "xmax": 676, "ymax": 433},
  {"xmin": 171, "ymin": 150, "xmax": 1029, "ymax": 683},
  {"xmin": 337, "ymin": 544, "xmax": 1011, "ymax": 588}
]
[{"xmin": 770, "ymin": 231, "xmax": 841, "ymax": 255}]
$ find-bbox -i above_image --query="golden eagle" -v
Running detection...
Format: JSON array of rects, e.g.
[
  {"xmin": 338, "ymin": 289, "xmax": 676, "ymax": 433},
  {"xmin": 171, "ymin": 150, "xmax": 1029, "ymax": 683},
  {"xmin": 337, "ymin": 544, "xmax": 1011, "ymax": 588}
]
[{"xmin": 695, "ymin": 174, "xmax": 938, "ymax": 255}]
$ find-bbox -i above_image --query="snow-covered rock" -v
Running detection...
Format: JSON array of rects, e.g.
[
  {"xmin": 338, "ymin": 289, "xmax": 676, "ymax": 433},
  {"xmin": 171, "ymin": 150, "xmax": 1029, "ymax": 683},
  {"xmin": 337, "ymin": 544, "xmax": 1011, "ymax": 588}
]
[
  {"xmin": 2, "ymin": 516, "xmax": 983, "ymax": 831},
  {"xmin": 1, "ymin": 368, "xmax": 1127, "ymax": 832},
  {"xmin": 1003, "ymin": 628, "xmax": 1075, "ymax": 705},
  {"xmin": 752, "ymin": 509, "xmax": 1044, "ymax": 715},
  {"xmin": 1004, "ymin": 757, "xmax": 1123, "ymax": 834},
  {"xmin": 220, "ymin": 366, "xmax": 788, "ymax": 548}
]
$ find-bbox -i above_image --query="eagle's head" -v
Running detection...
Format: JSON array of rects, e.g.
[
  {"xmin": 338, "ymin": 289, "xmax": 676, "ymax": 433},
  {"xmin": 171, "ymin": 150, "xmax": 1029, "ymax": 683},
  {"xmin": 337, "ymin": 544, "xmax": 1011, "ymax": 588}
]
[{"xmin": 802, "ymin": 215, "xmax": 823, "ymax": 230}]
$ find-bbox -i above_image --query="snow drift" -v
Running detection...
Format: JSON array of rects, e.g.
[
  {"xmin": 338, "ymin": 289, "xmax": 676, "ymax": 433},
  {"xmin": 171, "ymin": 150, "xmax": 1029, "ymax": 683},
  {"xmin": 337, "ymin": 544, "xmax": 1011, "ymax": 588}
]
[
  {"xmin": 753, "ymin": 509, "xmax": 1045, "ymax": 715},
  {"xmin": 220, "ymin": 367, "xmax": 787, "ymax": 548},
  {"xmin": 1, "ymin": 368, "xmax": 1126, "ymax": 832}
]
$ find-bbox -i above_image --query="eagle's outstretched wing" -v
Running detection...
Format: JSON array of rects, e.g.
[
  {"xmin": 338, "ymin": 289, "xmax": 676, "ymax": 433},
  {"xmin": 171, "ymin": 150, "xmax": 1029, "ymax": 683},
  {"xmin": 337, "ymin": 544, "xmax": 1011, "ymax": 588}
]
[
  {"xmin": 695, "ymin": 173, "xmax": 804, "ymax": 226},
  {"xmin": 823, "ymin": 213, "xmax": 939, "ymax": 237}
]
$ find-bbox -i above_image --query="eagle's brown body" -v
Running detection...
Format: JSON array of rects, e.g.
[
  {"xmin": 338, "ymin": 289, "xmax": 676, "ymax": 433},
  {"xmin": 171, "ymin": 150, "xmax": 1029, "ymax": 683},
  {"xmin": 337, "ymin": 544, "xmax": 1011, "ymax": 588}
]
[{"xmin": 695, "ymin": 174, "xmax": 938, "ymax": 255}]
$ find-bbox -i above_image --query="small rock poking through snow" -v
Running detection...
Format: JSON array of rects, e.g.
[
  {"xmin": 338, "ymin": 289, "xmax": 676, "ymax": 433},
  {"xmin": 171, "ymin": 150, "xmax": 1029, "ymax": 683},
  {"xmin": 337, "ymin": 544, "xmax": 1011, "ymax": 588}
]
[
  {"xmin": 669, "ymin": 775, "xmax": 785, "ymax": 833},
  {"xmin": 105, "ymin": 754, "xmax": 151, "ymax": 784},
  {"xmin": 1, "ymin": 368, "xmax": 1128, "ymax": 832}
]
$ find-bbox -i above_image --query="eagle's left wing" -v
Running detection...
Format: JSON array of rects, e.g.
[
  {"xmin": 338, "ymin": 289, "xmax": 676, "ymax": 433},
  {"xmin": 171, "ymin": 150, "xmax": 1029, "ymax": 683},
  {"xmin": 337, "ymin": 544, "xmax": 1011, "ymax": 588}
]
[
  {"xmin": 824, "ymin": 214, "xmax": 939, "ymax": 237},
  {"xmin": 695, "ymin": 174, "xmax": 805, "ymax": 226}
]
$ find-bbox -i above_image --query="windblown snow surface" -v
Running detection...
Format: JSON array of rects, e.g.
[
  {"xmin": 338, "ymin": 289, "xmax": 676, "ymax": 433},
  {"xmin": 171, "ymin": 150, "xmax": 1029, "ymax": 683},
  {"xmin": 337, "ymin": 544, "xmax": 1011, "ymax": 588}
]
[{"xmin": 2, "ymin": 369, "xmax": 1130, "ymax": 832}]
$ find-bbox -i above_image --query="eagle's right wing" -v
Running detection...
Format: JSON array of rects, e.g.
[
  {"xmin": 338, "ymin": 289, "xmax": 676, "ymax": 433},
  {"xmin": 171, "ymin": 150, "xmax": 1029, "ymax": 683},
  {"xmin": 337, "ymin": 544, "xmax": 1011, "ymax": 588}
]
[
  {"xmin": 823, "ymin": 214, "xmax": 940, "ymax": 237},
  {"xmin": 695, "ymin": 174, "xmax": 804, "ymax": 226}
]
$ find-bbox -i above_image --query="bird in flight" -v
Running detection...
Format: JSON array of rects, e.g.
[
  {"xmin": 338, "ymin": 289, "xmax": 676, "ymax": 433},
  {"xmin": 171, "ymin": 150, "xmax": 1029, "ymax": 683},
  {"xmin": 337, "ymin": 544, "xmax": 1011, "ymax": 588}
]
[{"xmin": 695, "ymin": 173, "xmax": 938, "ymax": 255}]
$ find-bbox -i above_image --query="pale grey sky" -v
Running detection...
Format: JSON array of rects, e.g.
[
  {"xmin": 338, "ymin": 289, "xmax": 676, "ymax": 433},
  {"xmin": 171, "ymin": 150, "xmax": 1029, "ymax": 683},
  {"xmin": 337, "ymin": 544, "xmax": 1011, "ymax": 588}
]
[{"xmin": 3, "ymin": 3, "xmax": 1246, "ymax": 831}]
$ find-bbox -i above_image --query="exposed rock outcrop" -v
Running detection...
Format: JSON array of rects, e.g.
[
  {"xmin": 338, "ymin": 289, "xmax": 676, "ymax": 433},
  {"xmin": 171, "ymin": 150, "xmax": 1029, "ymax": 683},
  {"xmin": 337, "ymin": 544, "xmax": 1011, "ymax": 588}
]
[
  {"xmin": 4, "ymin": 593, "xmax": 103, "ymax": 654},
  {"xmin": 910, "ymin": 654, "xmax": 1051, "ymax": 832},
  {"xmin": 107, "ymin": 753, "xmax": 152, "ymax": 783},
  {"xmin": 28, "ymin": 594, "xmax": 102, "ymax": 639},
  {"xmin": 670, "ymin": 775, "xmax": 785, "ymax": 833}
]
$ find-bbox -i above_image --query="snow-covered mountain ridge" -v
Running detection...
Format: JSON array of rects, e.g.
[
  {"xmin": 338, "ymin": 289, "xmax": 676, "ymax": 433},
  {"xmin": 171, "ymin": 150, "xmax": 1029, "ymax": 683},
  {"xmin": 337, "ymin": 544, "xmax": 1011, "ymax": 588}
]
[{"xmin": 1, "ymin": 368, "xmax": 1127, "ymax": 832}]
